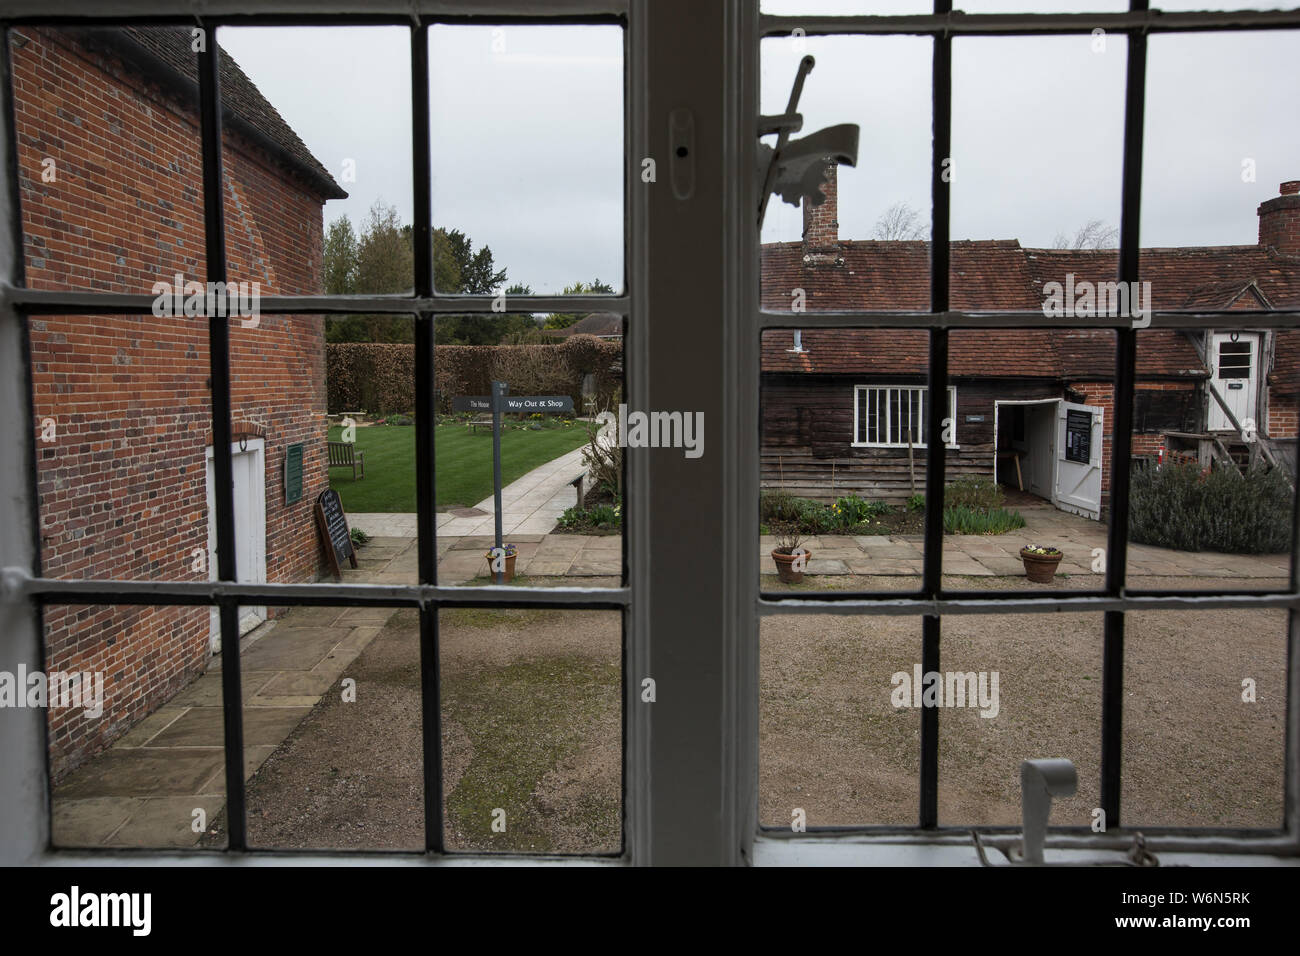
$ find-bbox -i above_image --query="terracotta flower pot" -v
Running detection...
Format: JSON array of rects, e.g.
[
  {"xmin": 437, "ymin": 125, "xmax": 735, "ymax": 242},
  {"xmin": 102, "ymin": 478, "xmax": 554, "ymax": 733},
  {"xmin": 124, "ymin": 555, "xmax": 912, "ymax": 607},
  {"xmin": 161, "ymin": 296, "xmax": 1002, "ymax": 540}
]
[
  {"xmin": 1020, "ymin": 548, "xmax": 1062, "ymax": 584},
  {"xmin": 771, "ymin": 548, "xmax": 812, "ymax": 584},
  {"xmin": 485, "ymin": 551, "xmax": 517, "ymax": 582}
]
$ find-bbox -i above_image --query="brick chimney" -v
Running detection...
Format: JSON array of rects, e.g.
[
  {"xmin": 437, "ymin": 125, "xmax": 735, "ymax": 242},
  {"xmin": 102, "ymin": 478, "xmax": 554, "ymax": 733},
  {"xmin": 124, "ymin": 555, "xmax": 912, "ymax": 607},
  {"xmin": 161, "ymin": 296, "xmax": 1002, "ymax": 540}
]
[
  {"xmin": 802, "ymin": 161, "xmax": 843, "ymax": 267},
  {"xmin": 1258, "ymin": 180, "xmax": 1300, "ymax": 258}
]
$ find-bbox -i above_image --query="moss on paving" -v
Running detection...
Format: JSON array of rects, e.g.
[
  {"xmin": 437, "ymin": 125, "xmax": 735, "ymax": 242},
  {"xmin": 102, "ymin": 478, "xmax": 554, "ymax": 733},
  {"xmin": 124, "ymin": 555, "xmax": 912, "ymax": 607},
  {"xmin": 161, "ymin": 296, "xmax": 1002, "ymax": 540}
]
[{"xmin": 442, "ymin": 655, "xmax": 620, "ymax": 853}]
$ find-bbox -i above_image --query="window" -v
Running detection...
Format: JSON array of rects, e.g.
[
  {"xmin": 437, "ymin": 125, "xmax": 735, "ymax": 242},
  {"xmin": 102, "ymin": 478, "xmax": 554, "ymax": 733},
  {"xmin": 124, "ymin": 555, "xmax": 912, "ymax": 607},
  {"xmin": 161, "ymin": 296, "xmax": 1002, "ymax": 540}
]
[
  {"xmin": 750, "ymin": 0, "xmax": 1300, "ymax": 866},
  {"xmin": 854, "ymin": 385, "xmax": 956, "ymax": 447}
]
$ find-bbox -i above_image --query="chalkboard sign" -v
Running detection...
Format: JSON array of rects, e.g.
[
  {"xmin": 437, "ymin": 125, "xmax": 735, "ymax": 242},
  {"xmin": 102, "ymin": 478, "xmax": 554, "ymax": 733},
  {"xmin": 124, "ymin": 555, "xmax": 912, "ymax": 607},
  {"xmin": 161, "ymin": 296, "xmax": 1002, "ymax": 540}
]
[
  {"xmin": 284, "ymin": 442, "xmax": 304, "ymax": 504},
  {"xmin": 315, "ymin": 488, "xmax": 357, "ymax": 580},
  {"xmin": 1065, "ymin": 409, "xmax": 1092, "ymax": 464}
]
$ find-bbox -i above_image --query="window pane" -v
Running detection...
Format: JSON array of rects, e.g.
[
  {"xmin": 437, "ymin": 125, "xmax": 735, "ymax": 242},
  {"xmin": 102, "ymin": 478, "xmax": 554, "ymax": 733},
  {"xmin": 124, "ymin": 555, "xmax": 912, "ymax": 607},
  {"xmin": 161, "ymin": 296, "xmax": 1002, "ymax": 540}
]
[
  {"xmin": 238, "ymin": 604, "xmax": 422, "ymax": 851},
  {"xmin": 434, "ymin": 316, "xmax": 625, "ymax": 589},
  {"xmin": 761, "ymin": 614, "xmax": 920, "ymax": 827},
  {"xmin": 938, "ymin": 613, "xmax": 1102, "ymax": 827},
  {"xmin": 1125, "ymin": 328, "xmax": 1293, "ymax": 592},
  {"xmin": 438, "ymin": 607, "xmax": 622, "ymax": 854},
  {"xmin": 760, "ymin": 328, "xmax": 930, "ymax": 594},
  {"xmin": 11, "ymin": 27, "xmax": 205, "ymax": 295},
  {"xmin": 46, "ymin": 605, "xmax": 227, "ymax": 850},
  {"xmin": 216, "ymin": 26, "xmax": 411, "ymax": 295},
  {"xmin": 957, "ymin": 0, "xmax": 1123, "ymax": 11},
  {"xmin": 428, "ymin": 24, "xmax": 624, "ymax": 295},
  {"xmin": 945, "ymin": 329, "xmax": 1115, "ymax": 591},
  {"xmin": 1123, "ymin": 609, "xmax": 1287, "ymax": 829},
  {"xmin": 1143, "ymin": 32, "xmax": 1300, "ymax": 254},
  {"xmin": 951, "ymin": 34, "xmax": 1125, "ymax": 304},
  {"xmin": 761, "ymin": 0, "xmax": 932, "ymax": 14},
  {"xmin": 31, "ymin": 314, "xmax": 208, "ymax": 583},
  {"xmin": 759, "ymin": 33, "xmax": 932, "ymax": 311}
]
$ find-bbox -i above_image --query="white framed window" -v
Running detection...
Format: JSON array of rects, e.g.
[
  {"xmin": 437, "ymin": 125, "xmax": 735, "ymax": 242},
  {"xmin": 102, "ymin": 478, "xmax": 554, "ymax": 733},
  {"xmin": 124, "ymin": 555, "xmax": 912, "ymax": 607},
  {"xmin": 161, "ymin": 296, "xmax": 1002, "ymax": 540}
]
[{"xmin": 853, "ymin": 385, "xmax": 956, "ymax": 448}]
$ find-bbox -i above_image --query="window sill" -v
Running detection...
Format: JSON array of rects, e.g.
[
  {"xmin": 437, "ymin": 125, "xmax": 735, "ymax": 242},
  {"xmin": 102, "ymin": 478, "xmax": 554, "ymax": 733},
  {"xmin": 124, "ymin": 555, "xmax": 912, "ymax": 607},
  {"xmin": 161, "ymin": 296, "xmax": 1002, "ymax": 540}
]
[{"xmin": 752, "ymin": 836, "xmax": 1300, "ymax": 867}]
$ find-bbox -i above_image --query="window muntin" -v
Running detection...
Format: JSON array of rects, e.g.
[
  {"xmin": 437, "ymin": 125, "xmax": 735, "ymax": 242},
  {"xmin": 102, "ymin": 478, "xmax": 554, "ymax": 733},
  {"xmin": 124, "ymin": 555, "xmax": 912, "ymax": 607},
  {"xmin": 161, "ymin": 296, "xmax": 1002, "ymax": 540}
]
[
  {"xmin": 753, "ymin": 2, "xmax": 1300, "ymax": 853},
  {"xmin": 853, "ymin": 385, "xmax": 955, "ymax": 448},
  {"xmin": 4, "ymin": 11, "xmax": 631, "ymax": 861}
]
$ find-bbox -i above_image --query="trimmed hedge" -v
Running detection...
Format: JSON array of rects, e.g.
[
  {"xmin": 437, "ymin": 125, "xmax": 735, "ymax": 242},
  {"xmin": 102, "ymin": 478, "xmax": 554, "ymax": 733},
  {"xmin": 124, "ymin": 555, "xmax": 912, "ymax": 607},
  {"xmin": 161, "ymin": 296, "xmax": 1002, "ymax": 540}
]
[
  {"xmin": 326, "ymin": 335, "xmax": 622, "ymax": 415},
  {"xmin": 1128, "ymin": 461, "xmax": 1292, "ymax": 554}
]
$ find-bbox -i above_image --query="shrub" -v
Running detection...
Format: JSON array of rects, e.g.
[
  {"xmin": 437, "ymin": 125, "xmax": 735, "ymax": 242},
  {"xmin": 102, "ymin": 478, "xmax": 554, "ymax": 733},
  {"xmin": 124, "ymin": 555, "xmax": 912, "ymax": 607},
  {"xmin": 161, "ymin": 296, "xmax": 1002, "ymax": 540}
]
[
  {"xmin": 582, "ymin": 404, "xmax": 623, "ymax": 500},
  {"xmin": 760, "ymin": 490, "xmax": 815, "ymax": 525},
  {"xmin": 831, "ymin": 494, "xmax": 889, "ymax": 528},
  {"xmin": 907, "ymin": 493, "xmax": 926, "ymax": 513},
  {"xmin": 943, "ymin": 506, "xmax": 1026, "ymax": 535},
  {"xmin": 557, "ymin": 503, "xmax": 621, "ymax": 531},
  {"xmin": 1129, "ymin": 461, "xmax": 1292, "ymax": 554},
  {"xmin": 350, "ymin": 527, "xmax": 370, "ymax": 547},
  {"xmin": 944, "ymin": 476, "xmax": 1005, "ymax": 511}
]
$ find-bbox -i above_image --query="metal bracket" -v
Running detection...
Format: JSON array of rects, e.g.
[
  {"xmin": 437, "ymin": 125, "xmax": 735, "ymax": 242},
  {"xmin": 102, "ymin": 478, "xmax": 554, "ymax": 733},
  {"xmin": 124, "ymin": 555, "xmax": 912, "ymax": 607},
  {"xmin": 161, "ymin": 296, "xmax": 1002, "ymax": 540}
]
[{"xmin": 757, "ymin": 56, "xmax": 860, "ymax": 229}]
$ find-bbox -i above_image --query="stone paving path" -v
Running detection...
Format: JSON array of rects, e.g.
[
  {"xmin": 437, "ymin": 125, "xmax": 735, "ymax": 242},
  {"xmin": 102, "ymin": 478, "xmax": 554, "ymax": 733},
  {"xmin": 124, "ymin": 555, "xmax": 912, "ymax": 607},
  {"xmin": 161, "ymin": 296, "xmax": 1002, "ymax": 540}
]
[{"xmin": 50, "ymin": 606, "xmax": 393, "ymax": 848}]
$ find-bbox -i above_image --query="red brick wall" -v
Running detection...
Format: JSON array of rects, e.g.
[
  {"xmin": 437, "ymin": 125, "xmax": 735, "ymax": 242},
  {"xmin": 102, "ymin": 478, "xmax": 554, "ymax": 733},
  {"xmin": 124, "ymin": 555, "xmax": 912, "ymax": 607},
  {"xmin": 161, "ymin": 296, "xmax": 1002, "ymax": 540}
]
[
  {"xmin": 14, "ymin": 27, "xmax": 331, "ymax": 780},
  {"xmin": 1268, "ymin": 392, "xmax": 1298, "ymax": 439},
  {"xmin": 802, "ymin": 163, "xmax": 839, "ymax": 252},
  {"xmin": 1258, "ymin": 182, "xmax": 1300, "ymax": 259}
]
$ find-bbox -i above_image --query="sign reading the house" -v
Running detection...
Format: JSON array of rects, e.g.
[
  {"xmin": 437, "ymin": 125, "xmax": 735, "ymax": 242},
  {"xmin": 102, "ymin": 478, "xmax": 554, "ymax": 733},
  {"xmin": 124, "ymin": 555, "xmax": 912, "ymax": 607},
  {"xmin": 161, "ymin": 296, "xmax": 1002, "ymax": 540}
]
[
  {"xmin": 315, "ymin": 488, "xmax": 357, "ymax": 580},
  {"xmin": 284, "ymin": 442, "xmax": 304, "ymax": 504},
  {"xmin": 453, "ymin": 395, "xmax": 574, "ymax": 413},
  {"xmin": 1065, "ymin": 410, "xmax": 1092, "ymax": 465}
]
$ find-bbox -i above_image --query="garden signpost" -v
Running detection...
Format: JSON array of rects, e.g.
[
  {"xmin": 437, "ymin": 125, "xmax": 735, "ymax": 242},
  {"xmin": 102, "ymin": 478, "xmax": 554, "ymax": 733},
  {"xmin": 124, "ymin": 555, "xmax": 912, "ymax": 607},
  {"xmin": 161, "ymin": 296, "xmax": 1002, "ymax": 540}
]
[{"xmin": 453, "ymin": 382, "xmax": 575, "ymax": 583}]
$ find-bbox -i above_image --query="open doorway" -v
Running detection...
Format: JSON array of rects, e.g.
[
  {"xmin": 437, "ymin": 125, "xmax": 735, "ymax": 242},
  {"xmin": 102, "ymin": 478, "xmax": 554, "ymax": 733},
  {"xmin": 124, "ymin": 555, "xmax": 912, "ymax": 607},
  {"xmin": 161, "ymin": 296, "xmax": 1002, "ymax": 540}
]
[
  {"xmin": 995, "ymin": 399, "xmax": 1057, "ymax": 502},
  {"xmin": 994, "ymin": 398, "xmax": 1104, "ymax": 521}
]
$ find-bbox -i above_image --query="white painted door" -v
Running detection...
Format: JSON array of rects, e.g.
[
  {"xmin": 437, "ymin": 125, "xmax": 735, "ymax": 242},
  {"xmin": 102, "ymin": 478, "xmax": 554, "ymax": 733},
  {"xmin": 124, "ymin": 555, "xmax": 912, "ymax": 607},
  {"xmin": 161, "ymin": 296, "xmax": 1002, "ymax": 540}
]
[
  {"xmin": 205, "ymin": 440, "xmax": 267, "ymax": 652},
  {"xmin": 1054, "ymin": 401, "xmax": 1104, "ymax": 521},
  {"xmin": 1207, "ymin": 332, "xmax": 1259, "ymax": 432}
]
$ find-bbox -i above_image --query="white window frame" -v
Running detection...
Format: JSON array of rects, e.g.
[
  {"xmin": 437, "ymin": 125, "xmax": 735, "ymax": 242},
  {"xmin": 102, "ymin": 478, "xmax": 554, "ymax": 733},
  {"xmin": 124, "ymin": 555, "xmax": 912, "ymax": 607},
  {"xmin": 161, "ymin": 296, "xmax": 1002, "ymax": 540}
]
[{"xmin": 852, "ymin": 385, "xmax": 958, "ymax": 449}]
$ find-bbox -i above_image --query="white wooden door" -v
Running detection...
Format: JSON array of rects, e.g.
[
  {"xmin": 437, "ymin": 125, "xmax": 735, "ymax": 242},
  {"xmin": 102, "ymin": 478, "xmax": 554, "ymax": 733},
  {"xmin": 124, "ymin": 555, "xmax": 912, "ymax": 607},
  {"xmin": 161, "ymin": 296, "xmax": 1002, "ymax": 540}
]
[
  {"xmin": 1207, "ymin": 332, "xmax": 1259, "ymax": 432},
  {"xmin": 206, "ymin": 440, "xmax": 267, "ymax": 652},
  {"xmin": 1053, "ymin": 401, "xmax": 1104, "ymax": 521}
]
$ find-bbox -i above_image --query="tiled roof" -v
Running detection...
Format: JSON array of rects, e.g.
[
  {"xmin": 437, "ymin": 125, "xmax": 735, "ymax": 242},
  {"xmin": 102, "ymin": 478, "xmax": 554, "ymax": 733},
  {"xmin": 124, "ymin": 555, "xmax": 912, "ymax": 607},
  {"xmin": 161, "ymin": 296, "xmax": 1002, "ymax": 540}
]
[
  {"xmin": 546, "ymin": 312, "xmax": 623, "ymax": 338},
  {"xmin": 84, "ymin": 27, "xmax": 347, "ymax": 201},
  {"xmin": 761, "ymin": 239, "xmax": 1300, "ymax": 386}
]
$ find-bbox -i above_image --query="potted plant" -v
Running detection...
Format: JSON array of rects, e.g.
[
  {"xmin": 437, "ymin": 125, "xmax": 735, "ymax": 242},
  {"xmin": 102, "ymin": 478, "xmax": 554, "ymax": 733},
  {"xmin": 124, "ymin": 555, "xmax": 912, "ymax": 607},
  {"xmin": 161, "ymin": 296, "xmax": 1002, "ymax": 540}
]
[
  {"xmin": 485, "ymin": 543, "xmax": 518, "ymax": 582},
  {"xmin": 771, "ymin": 524, "xmax": 812, "ymax": 584},
  {"xmin": 1019, "ymin": 545, "xmax": 1063, "ymax": 583}
]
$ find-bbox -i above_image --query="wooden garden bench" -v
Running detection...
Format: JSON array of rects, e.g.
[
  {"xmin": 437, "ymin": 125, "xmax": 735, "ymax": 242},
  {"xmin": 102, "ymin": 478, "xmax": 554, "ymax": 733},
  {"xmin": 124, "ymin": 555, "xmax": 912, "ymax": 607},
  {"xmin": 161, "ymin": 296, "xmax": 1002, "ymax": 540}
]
[
  {"xmin": 570, "ymin": 470, "xmax": 588, "ymax": 508},
  {"xmin": 467, "ymin": 414, "xmax": 494, "ymax": 433},
  {"xmin": 327, "ymin": 440, "xmax": 365, "ymax": 480}
]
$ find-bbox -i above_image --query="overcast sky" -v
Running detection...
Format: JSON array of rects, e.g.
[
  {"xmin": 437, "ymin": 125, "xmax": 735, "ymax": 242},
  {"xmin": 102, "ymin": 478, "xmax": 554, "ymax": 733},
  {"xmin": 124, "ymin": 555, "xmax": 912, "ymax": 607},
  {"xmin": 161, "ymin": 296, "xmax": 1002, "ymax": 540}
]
[{"xmin": 216, "ymin": 7, "xmax": 1298, "ymax": 294}]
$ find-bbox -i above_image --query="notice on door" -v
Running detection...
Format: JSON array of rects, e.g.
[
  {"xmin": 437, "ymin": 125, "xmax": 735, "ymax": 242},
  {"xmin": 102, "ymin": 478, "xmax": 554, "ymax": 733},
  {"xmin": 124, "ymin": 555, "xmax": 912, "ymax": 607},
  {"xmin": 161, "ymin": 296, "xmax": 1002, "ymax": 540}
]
[{"xmin": 1065, "ymin": 409, "xmax": 1092, "ymax": 464}]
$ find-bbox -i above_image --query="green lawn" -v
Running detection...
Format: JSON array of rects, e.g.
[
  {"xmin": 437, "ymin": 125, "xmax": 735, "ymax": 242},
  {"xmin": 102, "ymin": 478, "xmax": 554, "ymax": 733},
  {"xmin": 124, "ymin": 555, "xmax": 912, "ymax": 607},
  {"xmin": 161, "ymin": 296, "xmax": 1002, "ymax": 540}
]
[{"xmin": 326, "ymin": 423, "xmax": 591, "ymax": 513}]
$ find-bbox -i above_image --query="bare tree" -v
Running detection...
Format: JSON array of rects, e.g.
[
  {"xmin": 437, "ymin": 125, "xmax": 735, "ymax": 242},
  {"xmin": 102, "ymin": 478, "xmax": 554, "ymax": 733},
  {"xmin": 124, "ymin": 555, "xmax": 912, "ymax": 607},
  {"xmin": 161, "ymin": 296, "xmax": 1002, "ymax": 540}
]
[
  {"xmin": 1052, "ymin": 219, "xmax": 1119, "ymax": 250},
  {"xmin": 872, "ymin": 202, "xmax": 929, "ymax": 241}
]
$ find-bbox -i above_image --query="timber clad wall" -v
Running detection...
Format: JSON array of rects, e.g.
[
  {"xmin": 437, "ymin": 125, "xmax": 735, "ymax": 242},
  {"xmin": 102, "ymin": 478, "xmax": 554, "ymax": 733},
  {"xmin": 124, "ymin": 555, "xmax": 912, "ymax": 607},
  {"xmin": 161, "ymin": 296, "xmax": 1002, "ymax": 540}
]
[
  {"xmin": 761, "ymin": 375, "xmax": 1062, "ymax": 501},
  {"xmin": 14, "ymin": 27, "xmax": 334, "ymax": 780}
]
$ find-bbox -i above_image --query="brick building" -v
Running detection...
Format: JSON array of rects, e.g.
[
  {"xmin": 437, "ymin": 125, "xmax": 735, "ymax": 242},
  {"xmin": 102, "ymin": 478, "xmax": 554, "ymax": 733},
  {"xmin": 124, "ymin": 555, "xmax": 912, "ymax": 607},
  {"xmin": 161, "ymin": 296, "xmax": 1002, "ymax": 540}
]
[
  {"xmin": 761, "ymin": 169, "xmax": 1300, "ymax": 519},
  {"xmin": 11, "ymin": 26, "xmax": 346, "ymax": 779}
]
